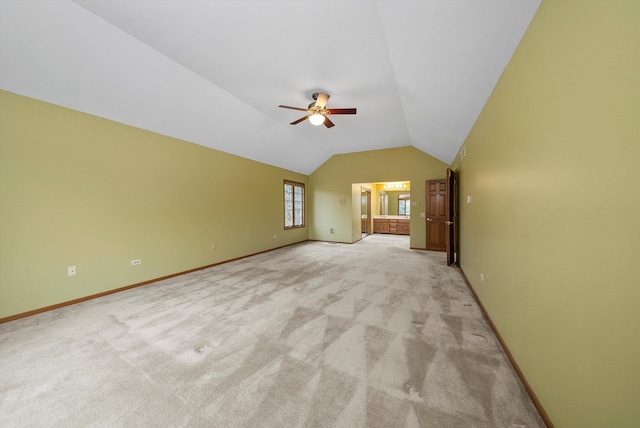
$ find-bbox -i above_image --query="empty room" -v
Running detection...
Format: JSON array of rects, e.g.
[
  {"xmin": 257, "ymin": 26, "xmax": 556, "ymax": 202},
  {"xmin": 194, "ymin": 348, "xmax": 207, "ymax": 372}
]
[{"xmin": 0, "ymin": 1, "xmax": 638, "ymax": 427}]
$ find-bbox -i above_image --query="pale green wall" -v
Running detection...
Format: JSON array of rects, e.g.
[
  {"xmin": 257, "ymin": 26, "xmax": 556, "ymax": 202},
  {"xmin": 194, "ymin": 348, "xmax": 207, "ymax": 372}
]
[
  {"xmin": 451, "ymin": 1, "xmax": 640, "ymax": 427},
  {"xmin": 0, "ymin": 91, "xmax": 308, "ymax": 319},
  {"xmin": 388, "ymin": 192, "xmax": 399, "ymax": 215},
  {"xmin": 309, "ymin": 147, "xmax": 448, "ymax": 246}
]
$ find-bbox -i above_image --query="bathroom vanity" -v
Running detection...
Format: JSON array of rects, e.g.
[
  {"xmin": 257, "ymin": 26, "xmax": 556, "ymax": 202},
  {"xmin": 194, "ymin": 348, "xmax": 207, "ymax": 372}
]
[{"xmin": 373, "ymin": 216, "xmax": 410, "ymax": 235}]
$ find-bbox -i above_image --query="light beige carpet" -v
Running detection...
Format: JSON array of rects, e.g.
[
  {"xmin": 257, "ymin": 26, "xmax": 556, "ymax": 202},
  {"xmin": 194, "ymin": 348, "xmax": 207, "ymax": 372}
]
[{"xmin": 0, "ymin": 234, "xmax": 545, "ymax": 427}]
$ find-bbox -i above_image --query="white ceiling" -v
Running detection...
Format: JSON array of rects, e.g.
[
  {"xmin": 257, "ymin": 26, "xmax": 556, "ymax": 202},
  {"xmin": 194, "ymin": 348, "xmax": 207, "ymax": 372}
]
[{"xmin": 0, "ymin": 0, "xmax": 540, "ymax": 175}]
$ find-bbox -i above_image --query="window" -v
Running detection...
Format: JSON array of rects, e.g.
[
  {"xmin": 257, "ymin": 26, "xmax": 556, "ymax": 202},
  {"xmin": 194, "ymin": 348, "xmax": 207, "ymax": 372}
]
[
  {"xmin": 398, "ymin": 194, "xmax": 410, "ymax": 215},
  {"xmin": 284, "ymin": 180, "xmax": 305, "ymax": 229}
]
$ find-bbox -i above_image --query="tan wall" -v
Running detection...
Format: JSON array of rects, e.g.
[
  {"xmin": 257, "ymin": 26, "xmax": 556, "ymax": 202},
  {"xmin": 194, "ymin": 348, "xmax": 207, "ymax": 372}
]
[
  {"xmin": 451, "ymin": 1, "xmax": 640, "ymax": 426},
  {"xmin": 0, "ymin": 91, "xmax": 308, "ymax": 319},
  {"xmin": 309, "ymin": 146, "xmax": 448, "ymax": 246}
]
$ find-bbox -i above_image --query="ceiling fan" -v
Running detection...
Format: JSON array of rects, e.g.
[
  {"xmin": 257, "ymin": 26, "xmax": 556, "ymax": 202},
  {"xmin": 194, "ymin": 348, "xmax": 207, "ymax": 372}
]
[{"xmin": 278, "ymin": 92, "xmax": 357, "ymax": 128}]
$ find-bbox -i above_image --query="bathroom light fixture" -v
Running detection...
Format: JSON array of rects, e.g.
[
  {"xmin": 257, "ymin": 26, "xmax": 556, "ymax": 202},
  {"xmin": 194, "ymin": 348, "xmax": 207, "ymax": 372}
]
[
  {"xmin": 308, "ymin": 113, "xmax": 325, "ymax": 126},
  {"xmin": 383, "ymin": 183, "xmax": 408, "ymax": 190}
]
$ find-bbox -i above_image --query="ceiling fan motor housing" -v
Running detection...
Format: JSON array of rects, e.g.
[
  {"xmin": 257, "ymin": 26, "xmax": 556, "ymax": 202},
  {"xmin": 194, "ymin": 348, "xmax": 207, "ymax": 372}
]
[{"xmin": 309, "ymin": 93, "xmax": 323, "ymax": 110}]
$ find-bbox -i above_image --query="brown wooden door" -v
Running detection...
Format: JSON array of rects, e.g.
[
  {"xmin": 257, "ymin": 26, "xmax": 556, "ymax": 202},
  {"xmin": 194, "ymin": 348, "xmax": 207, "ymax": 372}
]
[
  {"xmin": 426, "ymin": 179, "xmax": 446, "ymax": 251},
  {"xmin": 445, "ymin": 169, "xmax": 458, "ymax": 265}
]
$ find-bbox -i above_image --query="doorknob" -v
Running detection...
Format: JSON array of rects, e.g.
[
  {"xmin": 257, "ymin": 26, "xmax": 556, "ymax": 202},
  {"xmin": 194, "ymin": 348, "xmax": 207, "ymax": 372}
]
[
  {"xmin": 445, "ymin": 221, "xmax": 453, "ymax": 225},
  {"xmin": 426, "ymin": 217, "xmax": 432, "ymax": 222}
]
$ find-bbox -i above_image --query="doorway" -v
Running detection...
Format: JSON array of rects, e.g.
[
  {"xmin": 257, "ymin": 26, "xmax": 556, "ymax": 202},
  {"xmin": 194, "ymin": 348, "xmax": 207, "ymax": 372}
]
[{"xmin": 361, "ymin": 187, "xmax": 371, "ymax": 238}]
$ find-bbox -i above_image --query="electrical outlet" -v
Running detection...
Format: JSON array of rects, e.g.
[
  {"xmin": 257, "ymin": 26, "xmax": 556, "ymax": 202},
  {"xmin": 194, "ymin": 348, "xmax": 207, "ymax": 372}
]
[
  {"xmin": 67, "ymin": 266, "xmax": 76, "ymax": 276},
  {"xmin": 480, "ymin": 273, "xmax": 484, "ymax": 283},
  {"xmin": 330, "ymin": 228, "xmax": 335, "ymax": 234},
  {"xmin": 273, "ymin": 234, "xmax": 277, "ymax": 239},
  {"xmin": 131, "ymin": 259, "xmax": 141, "ymax": 266},
  {"xmin": 211, "ymin": 243, "xmax": 216, "ymax": 250}
]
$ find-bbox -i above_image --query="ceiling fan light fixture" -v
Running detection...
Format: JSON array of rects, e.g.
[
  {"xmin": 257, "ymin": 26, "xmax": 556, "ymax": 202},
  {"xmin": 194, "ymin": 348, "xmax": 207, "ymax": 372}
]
[
  {"xmin": 309, "ymin": 113, "xmax": 325, "ymax": 126},
  {"xmin": 278, "ymin": 92, "xmax": 356, "ymax": 128}
]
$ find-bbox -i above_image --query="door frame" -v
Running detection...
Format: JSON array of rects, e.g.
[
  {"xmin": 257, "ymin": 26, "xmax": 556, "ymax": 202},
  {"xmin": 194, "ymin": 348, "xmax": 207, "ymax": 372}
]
[
  {"xmin": 361, "ymin": 187, "xmax": 372, "ymax": 237},
  {"xmin": 445, "ymin": 168, "xmax": 459, "ymax": 266},
  {"xmin": 365, "ymin": 188, "xmax": 371, "ymax": 235}
]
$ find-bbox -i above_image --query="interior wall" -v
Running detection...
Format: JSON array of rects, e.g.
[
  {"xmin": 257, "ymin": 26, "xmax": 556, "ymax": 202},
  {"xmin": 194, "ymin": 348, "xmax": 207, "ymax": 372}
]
[
  {"xmin": 0, "ymin": 91, "xmax": 308, "ymax": 319},
  {"xmin": 451, "ymin": 1, "xmax": 640, "ymax": 426},
  {"xmin": 373, "ymin": 184, "xmax": 382, "ymax": 215},
  {"xmin": 309, "ymin": 146, "xmax": 447, "ymax": 247}
]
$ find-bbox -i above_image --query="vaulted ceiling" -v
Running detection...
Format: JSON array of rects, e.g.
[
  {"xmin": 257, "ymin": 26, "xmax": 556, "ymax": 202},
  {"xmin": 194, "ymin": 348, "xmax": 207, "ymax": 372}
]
[{"xmin": 0, "ymin": 0, "xmax": 540, "ymax": 174}]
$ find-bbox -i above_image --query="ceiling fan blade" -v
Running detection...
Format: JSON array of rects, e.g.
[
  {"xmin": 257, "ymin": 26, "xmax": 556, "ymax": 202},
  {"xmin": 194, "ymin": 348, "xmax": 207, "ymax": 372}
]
[
  {"xmin": 314, "ymin": 93, "xmax": 330, "ymax": 109},
  {"xmin": 279, "ymin": 105, "xmax": 309, "ymax": 112},
  {"xmin": 327, "ymin": 108, "xmax": 357, "ymax": 115},
  {"xmin": 290, "ymin": 115, "xmax": 310, "ymax": 125},
  {"xmin": 323, "ymin": 116, "xmax": 335, "ymax": 128}
]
